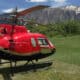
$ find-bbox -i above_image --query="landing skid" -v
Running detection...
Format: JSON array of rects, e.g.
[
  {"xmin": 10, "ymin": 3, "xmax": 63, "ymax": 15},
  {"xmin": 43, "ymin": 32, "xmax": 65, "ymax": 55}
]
[
  {"xmin": 0, "ymin": 59, "xmax": 39, "ymax": 76},
  {"xmin": 0, "ymin": 59, "xmax": 53, "ymax": 76},
  {"xmin": 0, "ymin": 50, "xmax": 55, "ymax": 76}
]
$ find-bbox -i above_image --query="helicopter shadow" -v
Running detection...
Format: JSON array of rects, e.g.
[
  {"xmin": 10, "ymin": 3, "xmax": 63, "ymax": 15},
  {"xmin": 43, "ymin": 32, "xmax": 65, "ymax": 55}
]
[{"xmin": 0, "ymin": 61, "xmax": 53, "ymax": 80}]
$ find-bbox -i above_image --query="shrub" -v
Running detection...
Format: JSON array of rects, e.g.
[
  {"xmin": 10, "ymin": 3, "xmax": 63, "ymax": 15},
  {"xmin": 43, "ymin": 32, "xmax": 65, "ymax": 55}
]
[{"xmin": 26, "ymin": 20, "xmax": 80, "ymax": 37}]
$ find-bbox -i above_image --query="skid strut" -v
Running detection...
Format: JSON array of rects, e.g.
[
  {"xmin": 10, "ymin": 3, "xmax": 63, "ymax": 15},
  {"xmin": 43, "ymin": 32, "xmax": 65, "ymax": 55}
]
[{"xmin": 10, "ymin": 60, "xmax": 17, "ymax": 76}]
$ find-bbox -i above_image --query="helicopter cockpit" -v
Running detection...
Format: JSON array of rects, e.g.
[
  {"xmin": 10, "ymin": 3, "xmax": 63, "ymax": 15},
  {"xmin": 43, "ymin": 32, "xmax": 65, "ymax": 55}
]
[{"xmin": 38, "ymin": 38, "xmax": 49, "ymax": 47}]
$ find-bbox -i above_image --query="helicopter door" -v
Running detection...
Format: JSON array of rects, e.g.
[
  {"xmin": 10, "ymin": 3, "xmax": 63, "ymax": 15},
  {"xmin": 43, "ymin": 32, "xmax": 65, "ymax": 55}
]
[{"xmin": 38, "ymin": 38, "xmax": 51, "ymax": 54}]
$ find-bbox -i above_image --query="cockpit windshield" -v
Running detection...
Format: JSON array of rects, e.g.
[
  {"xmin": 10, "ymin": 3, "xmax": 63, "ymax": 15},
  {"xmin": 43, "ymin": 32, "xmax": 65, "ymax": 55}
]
[{"xmin": 38, "ymin": 38, "xmax": 49, "ymax": 46}]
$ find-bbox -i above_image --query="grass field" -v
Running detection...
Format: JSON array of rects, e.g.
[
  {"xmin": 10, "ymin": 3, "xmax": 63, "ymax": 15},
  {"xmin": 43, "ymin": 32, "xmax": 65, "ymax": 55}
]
[
  {"xmin": 50, "ymin": 35, "xmax": 80, "ymax": 66},
  {"xmin": 0, "ymin": 35, "xmax": 80, "ymax": 80}
]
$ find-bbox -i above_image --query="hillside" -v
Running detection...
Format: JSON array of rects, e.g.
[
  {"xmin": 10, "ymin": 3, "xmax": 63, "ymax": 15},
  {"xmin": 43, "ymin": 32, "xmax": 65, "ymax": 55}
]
[
  {"xmin": 0, "ymin": 5, "xmax": 80, "ymax": 25},
  {"xmin": 23, "ymin": 5, "xmax": 80, "ymax": 24}
]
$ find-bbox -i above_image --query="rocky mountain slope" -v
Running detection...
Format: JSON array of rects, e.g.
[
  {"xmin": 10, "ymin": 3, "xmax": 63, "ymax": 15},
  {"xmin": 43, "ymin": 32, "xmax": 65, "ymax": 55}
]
[
  {"xmin": 24, "ymin": 5, "xmax": 80, "ymax": 24},
  {"xmin": 0, "ymin": 5, "xmax": 80, "ymax": 24}
]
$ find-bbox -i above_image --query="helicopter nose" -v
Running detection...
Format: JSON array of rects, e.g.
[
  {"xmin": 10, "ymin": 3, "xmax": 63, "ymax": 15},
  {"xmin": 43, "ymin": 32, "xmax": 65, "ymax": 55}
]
[{"xmin": 51, "ymin": 48, "xmax": 56, "ymax": 54}]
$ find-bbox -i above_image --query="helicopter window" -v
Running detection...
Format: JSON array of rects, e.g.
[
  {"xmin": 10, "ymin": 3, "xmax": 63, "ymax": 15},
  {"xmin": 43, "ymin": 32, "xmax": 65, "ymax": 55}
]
[
  {"xmin": 0, "ymin": 27, "xmax": 7, "ymax": 34},
  {"xmin": 38, "ymin": 38, "xmax": 48, "ymax": 46},
  {"xmin": 31, "ymin": 38, "xmax": 36, "ymax": 47},
  {"xmin": 1, "ymin": 28, "xmax": 7, "ymax": 34}
]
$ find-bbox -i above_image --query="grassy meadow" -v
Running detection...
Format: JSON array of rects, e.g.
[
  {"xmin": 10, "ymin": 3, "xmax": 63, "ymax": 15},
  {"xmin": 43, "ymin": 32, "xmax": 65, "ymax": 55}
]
[
  {"xmin": 0, "ymin": 35, "xmax": 80, "ymax": 80},
  {"xmin": 50, "ymin": 35, "xmax": 80, "ymax": 66}
]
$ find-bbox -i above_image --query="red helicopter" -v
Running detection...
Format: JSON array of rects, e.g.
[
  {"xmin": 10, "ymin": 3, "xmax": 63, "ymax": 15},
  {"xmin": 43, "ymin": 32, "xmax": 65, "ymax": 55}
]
[{"xmin": 0, "ymin": 5, "xmax": 56, "ymax": 67}]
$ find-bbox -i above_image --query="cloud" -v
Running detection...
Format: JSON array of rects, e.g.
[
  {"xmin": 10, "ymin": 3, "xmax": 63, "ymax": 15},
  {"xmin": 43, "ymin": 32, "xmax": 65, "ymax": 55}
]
[
  {"xmin": 25, "ymin": 0, "xmax": 68, "ymax": 7},
  {"xmin": 51, "ymin": 0, "xmax": 68, "ymax": 7},
  {"xmin": 25, "ymin": 0, "xmax": 67, "ymax": 3},
  {"xmin": 25, "ymin": 0, "xmax": 48, "ymax": 2},
  {"xmin": 2, "ymin": 8, "xmax": 13, "ymax": 13},
  {"xmin": 53, "ymin": 0, "xmax": 67, "ymax": 3},
  {"xmin": 2, "ymin": 8, "xmax": 25, "ymax": 13}
]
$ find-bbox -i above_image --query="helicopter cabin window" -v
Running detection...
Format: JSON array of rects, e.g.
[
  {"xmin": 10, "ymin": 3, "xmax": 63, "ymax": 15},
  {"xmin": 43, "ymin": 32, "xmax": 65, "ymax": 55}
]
[
  {"xmin": 0, "ymin": 27, "xmax": 7, "ymax": 35},
  {"xmin": 31, "ymin": 38, "xmax": 36, "ymax": 47},
  {"xmin": 38, "ymin": 38, "xmax": 49, "ymax": 47}
]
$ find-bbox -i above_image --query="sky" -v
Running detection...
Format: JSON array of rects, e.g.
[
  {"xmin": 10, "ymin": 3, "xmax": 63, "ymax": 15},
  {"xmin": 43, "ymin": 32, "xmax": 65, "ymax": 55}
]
[{"xmin": 0, "ymin": 0, "xmax": 80, "ymax": 13}]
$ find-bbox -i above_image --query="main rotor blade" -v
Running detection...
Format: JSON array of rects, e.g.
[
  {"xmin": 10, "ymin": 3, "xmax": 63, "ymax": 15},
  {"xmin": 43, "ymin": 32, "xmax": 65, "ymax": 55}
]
[{"xmin": 17, "ymin": 5, "xmax": 49, "ymax": 17}]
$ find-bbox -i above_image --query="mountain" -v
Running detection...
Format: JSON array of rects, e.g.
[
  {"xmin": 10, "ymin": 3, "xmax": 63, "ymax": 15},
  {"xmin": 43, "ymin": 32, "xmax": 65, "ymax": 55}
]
[
  {"xmin": 23, "ymin": 5, "xmax": 80, "ymax": 24},
  {"xmin": 0, "ymin": 5, "xmax": 80, "ymax": 24}
]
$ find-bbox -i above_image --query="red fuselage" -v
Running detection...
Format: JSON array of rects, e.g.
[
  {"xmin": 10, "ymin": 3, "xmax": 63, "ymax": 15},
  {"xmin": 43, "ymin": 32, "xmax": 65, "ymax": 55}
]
[{"xmin": 0, "ymin": 24, "xmax": 55, "ymax": 58}]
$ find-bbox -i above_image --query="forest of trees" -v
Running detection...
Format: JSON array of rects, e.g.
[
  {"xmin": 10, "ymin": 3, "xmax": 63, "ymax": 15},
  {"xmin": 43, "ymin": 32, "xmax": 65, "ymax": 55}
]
[{"xmin": 26, "ymin": 20, "xmax": 80, "ymax": 37}]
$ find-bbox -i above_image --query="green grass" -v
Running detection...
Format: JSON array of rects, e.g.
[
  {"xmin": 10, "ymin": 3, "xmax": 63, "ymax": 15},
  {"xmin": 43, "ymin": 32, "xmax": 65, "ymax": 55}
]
[
  {"xmin": 50, "ymin": 35, "xmax": 80, "ymax": 66},
  {"xmin": 0, "ymin": 35, "xmax": 80, "ymax": 80}
]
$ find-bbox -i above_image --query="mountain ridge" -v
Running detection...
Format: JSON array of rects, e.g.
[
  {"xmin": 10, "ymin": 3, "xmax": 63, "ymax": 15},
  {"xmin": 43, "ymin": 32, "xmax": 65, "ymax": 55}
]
[
  {"xmin": 24, "ymin": 5, "xmax": 80, "ymax": 24},
  {"xmin": 0, "ymin": 5, "xmax": 80, "ymax": 25}
]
